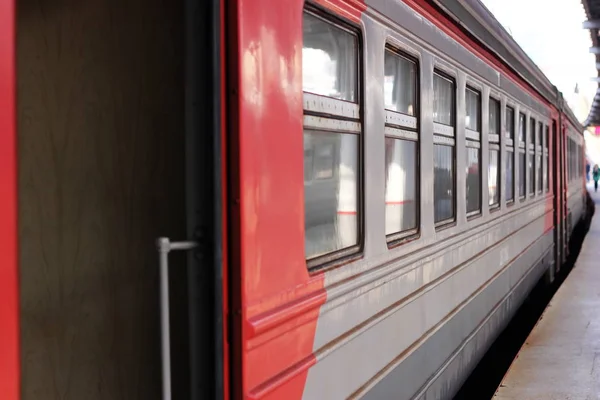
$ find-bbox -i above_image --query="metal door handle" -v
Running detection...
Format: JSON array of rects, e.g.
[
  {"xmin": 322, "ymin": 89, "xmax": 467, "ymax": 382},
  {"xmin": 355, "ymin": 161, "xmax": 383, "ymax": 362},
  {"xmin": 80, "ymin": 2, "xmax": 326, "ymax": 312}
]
[{"xmin": 156, "ymin": 237, "xmax": 198, "ymax": 400}]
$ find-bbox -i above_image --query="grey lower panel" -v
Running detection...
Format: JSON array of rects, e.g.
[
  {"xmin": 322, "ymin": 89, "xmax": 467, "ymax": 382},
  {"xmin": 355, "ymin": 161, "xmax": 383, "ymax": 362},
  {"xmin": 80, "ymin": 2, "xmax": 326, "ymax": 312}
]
[{"xmin": 361, "ymin": 234, "xmax": 553, "ymax": 400}]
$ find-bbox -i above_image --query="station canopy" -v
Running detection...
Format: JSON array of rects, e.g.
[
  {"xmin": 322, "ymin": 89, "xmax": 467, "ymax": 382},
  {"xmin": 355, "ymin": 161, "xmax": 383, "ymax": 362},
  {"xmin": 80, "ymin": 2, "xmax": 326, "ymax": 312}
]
[{"xmin": 583, "ymin": 0, "xmax": 600, "ymax": 126}]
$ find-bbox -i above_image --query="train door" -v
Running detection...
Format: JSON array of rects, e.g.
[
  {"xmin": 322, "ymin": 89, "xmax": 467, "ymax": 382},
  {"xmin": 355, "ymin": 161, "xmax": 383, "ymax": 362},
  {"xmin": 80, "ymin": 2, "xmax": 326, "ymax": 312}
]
[
  {"xmin": 0, "ymin": 0, "xmax": 18, "ymax": 399},
  {"xmin": 173, "ymin": 0, "xmax": 227, "ymax": 398}
]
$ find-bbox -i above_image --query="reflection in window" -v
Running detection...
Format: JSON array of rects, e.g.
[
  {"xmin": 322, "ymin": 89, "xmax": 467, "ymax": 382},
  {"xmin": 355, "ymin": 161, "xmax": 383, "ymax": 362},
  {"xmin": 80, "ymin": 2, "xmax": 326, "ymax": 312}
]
[
  {"xmin": 489, "ymin": 150, "xmax": 500, "ymax": 206},
  {"xmin": 433, "ymin": 73, "xmax": 454, "ymax": 125},
  {"xmin": 489, "ymin": 98, "xmax": 500, "ymax": 136},
  {"xmin": 506, "ymin": 151, "xmax": 514, "ymax": 202},
  {"xmin": 304, "ymin": 131, "xmax": 358, "ymax": 259},
  {"xmin": 529, "ymin": 154, "xmax": 535, "ymax": 195},
  {"xmin": 506, "ymin": 106, "xmax": 515, "ymax": 140},
  {"xmin": 302, "ymin": 12, "xmax": 357, "ymax": 101},
  {"xmin": 385, "ymin": 138, "xmax": 418, "ymax": 235},
  {"xmin": 519, "ymin": 152, "xmax": 526, "ymax": 198},
  {"xmin": 466, "ymin": 147, "xmax": 480, "ymax": 214},
  {"xmin": 537, "ymin": 154, "xmax": 542, "ymax": 193},
  {"xmin": 519, "ymin": 113, "xmax": 526, "ymax": 143},
  {"xmin": 466, "ymin": 88, "xmax": 480, "ymax": 131},
  {"xmin": 434, "ymin": 144, "xmax": 454, "ymax": 223},
  {"xmin": 384, "ymin": 51, "xmax": 416, "ymax": 115}
]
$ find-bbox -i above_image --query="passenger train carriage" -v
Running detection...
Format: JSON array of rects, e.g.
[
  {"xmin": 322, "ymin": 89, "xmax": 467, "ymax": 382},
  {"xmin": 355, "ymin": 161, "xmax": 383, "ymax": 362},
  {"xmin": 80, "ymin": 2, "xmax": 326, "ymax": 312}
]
[{"xmin": 0, "ymin": 0, "xmax": 589, "ymax": 399}]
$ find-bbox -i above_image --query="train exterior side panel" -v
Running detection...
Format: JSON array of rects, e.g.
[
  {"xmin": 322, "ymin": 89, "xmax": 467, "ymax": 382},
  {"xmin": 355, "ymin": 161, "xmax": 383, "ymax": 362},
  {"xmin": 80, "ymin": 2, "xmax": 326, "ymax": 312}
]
[
  {"xmin": 231, "ymin": 0, "xmax": 364, "ymax": 398},
  {"xmin": 0, "ymin": 0, "xmax": 19, "ymax": 398},
  {"xmin": 300, "ymin": 0, "xmax": 557, "ymax": 399}
]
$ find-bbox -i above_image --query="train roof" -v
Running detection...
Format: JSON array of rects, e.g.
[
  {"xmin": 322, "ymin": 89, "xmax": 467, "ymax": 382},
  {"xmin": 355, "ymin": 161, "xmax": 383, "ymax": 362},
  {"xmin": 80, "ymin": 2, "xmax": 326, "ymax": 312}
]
[{"xmin": 429, "ymin": 0, "xmax": 584, "ymax": 132}]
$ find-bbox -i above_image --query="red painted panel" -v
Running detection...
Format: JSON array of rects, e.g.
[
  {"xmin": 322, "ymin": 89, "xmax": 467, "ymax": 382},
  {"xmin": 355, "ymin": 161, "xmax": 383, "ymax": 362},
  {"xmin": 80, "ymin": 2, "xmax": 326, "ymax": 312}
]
[
  {"xmin": 0, "ymin": 0, "xmax": 19, "ymax": 398},
  {"xmin": 232, "ymin": 0, "xmax": 363, "ymax": 398}
]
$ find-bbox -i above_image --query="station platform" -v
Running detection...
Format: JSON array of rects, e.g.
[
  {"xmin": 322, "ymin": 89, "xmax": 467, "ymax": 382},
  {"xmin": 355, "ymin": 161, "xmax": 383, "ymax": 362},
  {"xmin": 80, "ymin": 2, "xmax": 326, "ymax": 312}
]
[{"xmin": 494, "ymin": 188, "xmax": 600, "ymax": 400}]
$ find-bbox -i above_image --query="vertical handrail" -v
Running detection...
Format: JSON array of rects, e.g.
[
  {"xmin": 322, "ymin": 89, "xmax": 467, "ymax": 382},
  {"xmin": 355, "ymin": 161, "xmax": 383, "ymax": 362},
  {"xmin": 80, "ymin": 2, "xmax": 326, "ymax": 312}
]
[{"xmin": 156, "ymin": 237, "xmax": 198, "ymax": 400}]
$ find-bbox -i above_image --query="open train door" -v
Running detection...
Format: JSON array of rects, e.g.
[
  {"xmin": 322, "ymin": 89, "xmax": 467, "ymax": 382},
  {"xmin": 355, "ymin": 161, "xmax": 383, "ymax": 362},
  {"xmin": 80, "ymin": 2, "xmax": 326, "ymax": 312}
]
[
  {"xmin": 158, "ymin": 0, "xmax": 229, "ymax": 398},
  {"xmin": 0, "ymin": 0, "xmax": 19, "ymax": 398}
]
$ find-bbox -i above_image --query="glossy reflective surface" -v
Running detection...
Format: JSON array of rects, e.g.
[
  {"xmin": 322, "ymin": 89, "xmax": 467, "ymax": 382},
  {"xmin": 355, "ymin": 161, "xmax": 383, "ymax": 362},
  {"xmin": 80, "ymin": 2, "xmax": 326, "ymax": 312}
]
[
  {"xmin": 465, "ymin": 88, "xmax": 480, "ymax": 131},
  {"xmin": 304, "ymin": 131, "xmax": 358, "ymax": 259},
  {"xmin": 519, "ymin": 152, "xmax": 526, "ymax": 197},
  {"xmin": 433, "ymin": 73, "xmax": 454, "ymax": 125},
  {"xmin": 385, "ymin": 138, "xmax": 417, "ymax": 235},
  {"xmin": 384, "ymin": 50, "xmax": 416, "ymax": 115},
  {"xmin": 537, "ymin": 154, "xmax": 542, "ymax": 192},
  {"xmin": 506, "ymin": 151, "xmax": 514, "ymax": 201},
  {"xmin": 529, "ymin": 154, "xmax": 534, "ymax": 195},
  {"xmin": 466, "ymin": 147, "xmax": 480, "ymax": 213},
  {"xmin": 434, "ymin": 144, "xmax": 454, "ymax": 223},
  {"xmin": 303, "ymin": 12, "xmax": 358, "ymax": 102},
  {"xmin": 489, "ymin": 98, "xmax": 500, "ymax": 136},
  {"xmin": 519, "ymin": 113, "xmax": 526, "ymax": 143},
  {"xmin": 489, "ymin": 149, "xmax": 500, "ymax": 206},
  {"xmin": 506, "ymin": 106, "xmax": 514, "ymax": 140}
]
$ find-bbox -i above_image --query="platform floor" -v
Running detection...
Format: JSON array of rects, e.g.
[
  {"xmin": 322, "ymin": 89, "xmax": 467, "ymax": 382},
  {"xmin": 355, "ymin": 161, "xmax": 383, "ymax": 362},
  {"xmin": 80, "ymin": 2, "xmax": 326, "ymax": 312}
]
[{"xmin": 494, "ymin": 189, "xmax": 600, "ymax": 400}]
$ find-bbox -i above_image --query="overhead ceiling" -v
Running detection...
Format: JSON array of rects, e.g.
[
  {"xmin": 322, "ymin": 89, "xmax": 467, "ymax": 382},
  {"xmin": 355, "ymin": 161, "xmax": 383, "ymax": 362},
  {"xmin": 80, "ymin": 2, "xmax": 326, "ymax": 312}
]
[{"xmin": 582, "ymin": 0, "xmax": 600, "ymax": 126}]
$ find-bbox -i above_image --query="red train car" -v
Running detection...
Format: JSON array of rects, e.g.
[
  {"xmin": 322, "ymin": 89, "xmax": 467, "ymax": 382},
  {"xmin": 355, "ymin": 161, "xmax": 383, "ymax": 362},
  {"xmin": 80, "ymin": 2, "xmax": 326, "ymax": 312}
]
[{"xmin": 0, "ymin": 0, "xmax": 589, "ymax": 399}]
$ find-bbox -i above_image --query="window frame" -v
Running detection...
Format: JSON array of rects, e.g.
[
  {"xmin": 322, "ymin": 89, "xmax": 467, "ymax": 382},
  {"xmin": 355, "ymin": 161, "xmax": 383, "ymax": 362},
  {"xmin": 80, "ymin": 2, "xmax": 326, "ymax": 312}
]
[
  {"xmin": 302, "ymin": 6, "xmax": 364, "ymax": 270},
  {"xmin": 465, "ymin": 84, "xmax": 482, "ymax": 218},
  {"xmin": 506, "ymin": 105, "xmax": 516, "ymax": 204},
  {"xmin": 489, "ymin": 96, "xmax": 501, "ymax": 209},
  {"xmin": 433, "ymin": 68, "xmax": 457, "ymax": 228},
  {"xmin": 384, "ymin": 46, "xmax": 421, "ymax": 245}
]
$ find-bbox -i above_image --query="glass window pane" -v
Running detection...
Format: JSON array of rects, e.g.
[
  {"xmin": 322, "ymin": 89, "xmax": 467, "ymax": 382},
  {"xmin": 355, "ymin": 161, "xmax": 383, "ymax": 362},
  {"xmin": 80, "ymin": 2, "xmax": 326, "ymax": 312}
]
[
  {"xmin": 519, "ymin": 152, "xmax": 526, "ymax": 198},
  {"xmin": 385, "ymin": 138, "xmax": 418, "ymax": 235},
  {"xmin": 384, "ymin": 51, "xmax": 417, "ymax": 115},
  {"xmin": 489, "ymin": 149, "xmax": 500, "ymax": 206},
  {"xmin": 489, "ymin": 98, "xmax": 500, "ymax": 136},
  {"xmin": 302, "ymin": 12, "xmax": 357, "ymax": 102},
  {"xmin": 433, "ymin": 73, "xmax": 454, "ymax": 125},
  {"xmin": 466, "ymin": 88, "xmax": 480, "ymax": 131},
  {"xmin": 537, "ymin": 122, "xmax": 543, "ymax": 147},
  {"xmin": 466, "ymin": 147, "xmax": 481, "ymax": 213},
  {"xmin": 529, "ymin": 154, "xmax": 535, "ymax": 195},
  {"xmin": 304, "ymin": 130, "xmax": 358, "ymax": 259},
  {"xmin": 530, "ymin": 118, "xmax": 535, "ymax": 145},
  {"xmin": 544, "ymin": 155, "xmax": 549, "ymax": 191},
  {"xmin": 519, "ymin": 113, "xmax": 526, "ymax": 143},
  {"xmin": 545, "ymin": 126, "xmax": 549, "ymax": 149},
  {"xmin": 537, "ymin": 154, "xmax": 542, "ymax": 192},
  {"xmin": 434, "ymin": 144, "xmax": 454, "ymax": 223},
  {"xmin": 506, "ymin": 151, "xmax": 514, "ymax": 201},
  {"xmin": 506, "ymin": 107, "xmax": 514, "ymax": 140}
]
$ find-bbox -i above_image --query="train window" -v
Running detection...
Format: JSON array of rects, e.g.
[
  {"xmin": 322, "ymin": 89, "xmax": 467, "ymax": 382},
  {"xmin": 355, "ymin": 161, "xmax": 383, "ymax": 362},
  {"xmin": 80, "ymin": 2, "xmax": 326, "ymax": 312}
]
[
  {"xmin": 537, "ymin": 122, "xmax": 543, "ymax": 149},
  {"xmin": 519, "ymin": 151, "xmax": 526, "ymax": 199},
  {"xmin": 465, "ymin": 87, "xmax": 480, "ymax": 131},
  {"xmin": 489, "ymin": 98, "xmax": 500, "ymax": 207},
  {"xmin": 433, "ymin": 73, "xmax": 454, "ymax": 126},
  {"xmin": 385, "ymin": 138, "xmax": 418, "ymax": 236},
  {"xmin": 433, "ymin": 71, "xmax": 455, "ymax": 226},
  {"xmin": 506, "ymin": 151, "xmax": 514, "ymax": 202},
  {"xmin": 465, "ymin": 86, "xmax": 481, "ymax": 216},
  {"xmin": 466, "ymin": 145, "xmax": 481, "ymax": 215},
  {"xmin": 529, "ymin": 117, "xmax": 535, "ymax": 195},
  {"xmin": 384, "ymin": 48, "xmax": 419, "ymax": 241},
  {"xmin": 528, "ymin": 153, "xmax": 534, "ymax": 195},
  {"xmin": 537, "ymin": 153, "xmax": 542, "ymax": 193},
  {"xmin": 302, "ymin": 12, "xmax": 357, "ymax": 102},
  {"xmin": 519, "ymin": 113, "xmax": 526, "ymax": 143},
  {"xmin": 384, "ymin": 51, "xmax": 417, "ymax": 115},
  {"xmin": 506, "ymin": 106, "xmax": 515, "ymax": 140},
  {"xmin": 434, "ymin": 144, "xmax": 455, "ymax": 224},
  {"xmin": 302, "ymin": 10, "xmax": 361, "ymax": 265},
  {"xmin": 506, "ymin": 106, "xmax": 515, "ymax": 203},
  {"xmin": 544, "ymin": 125, "xmax": 549, "ymax": 191}
]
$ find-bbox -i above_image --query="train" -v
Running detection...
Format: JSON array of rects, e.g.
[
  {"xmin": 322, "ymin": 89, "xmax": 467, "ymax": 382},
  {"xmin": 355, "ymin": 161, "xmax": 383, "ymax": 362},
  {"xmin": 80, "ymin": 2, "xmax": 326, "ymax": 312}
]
[{"xmin": 0, "ymin": 0, "xmax": 591, "ymax": 399}]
